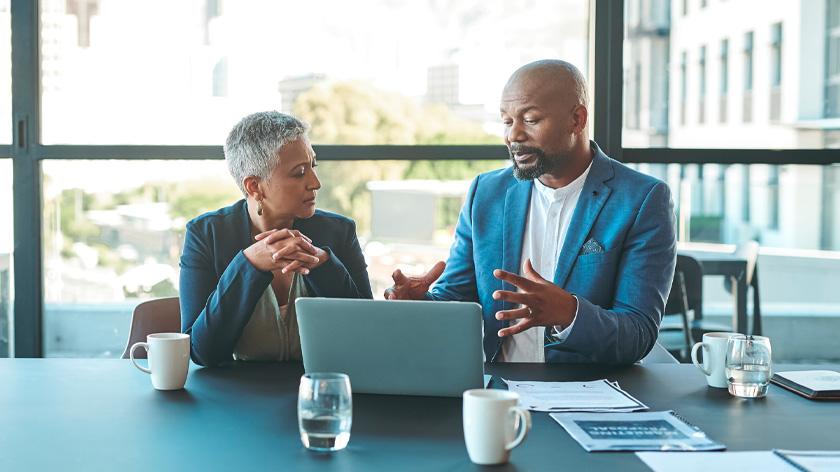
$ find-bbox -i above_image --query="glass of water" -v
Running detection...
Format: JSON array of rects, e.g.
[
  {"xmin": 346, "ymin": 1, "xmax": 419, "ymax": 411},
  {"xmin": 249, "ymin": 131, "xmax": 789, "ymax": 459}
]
[
  {"xmin": 725, "ymin": 335, "xmax": 772, "ymax": 398},
  {"xmin": 298, "ymin": 372, "xmax": 352, "ymax": 451}
]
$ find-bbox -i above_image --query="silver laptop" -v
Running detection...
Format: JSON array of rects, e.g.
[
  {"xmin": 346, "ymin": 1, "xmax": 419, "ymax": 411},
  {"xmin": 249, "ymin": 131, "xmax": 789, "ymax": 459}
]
[{"xmin": 296, "ymin": 298, "xmax": 484, "ymax": 397}]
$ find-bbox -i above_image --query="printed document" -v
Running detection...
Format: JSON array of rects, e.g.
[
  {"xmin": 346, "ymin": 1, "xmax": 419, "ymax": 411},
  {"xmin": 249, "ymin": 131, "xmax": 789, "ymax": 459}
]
[{"xmin": 503, "ymin": 378, "xmax": 647, "ymax": 412}]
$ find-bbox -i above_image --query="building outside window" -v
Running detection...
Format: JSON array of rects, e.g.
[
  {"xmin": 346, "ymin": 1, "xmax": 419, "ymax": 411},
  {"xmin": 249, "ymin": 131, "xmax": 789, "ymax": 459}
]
[
  {"xmin": 698, "ymin": 44, "xmax": 706, "ymax": 124},
  {"xmin": 744, "ymin": 30, "xmax": 754, "ymax": 123},
  {"xmin": 720, "ymin": 38, "xmax": 728, "ymax": 123},
  {"xmin": 770, "ymin": 23, "xmax": 783, "ymax": 121}
]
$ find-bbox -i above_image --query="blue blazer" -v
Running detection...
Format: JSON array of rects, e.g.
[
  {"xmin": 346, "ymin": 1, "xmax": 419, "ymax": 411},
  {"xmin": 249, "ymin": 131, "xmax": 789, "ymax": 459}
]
[
  {"xmin": 427, "ymin": 142, "xmax": 676, "ymax": 364},
  {"xmin": 179, "ymin": 200, "xmax": 373, "ymax": 366}
]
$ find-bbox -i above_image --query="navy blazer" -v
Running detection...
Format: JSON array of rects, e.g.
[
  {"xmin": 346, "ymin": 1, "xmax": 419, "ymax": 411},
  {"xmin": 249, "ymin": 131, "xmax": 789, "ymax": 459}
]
[
  {"xmin": 179, "ymin": 200, "xmax": 373, "ymax": 366},
  {"xmin": 427, "ymin": 141, "xmax": 677, "ymax": 364}
]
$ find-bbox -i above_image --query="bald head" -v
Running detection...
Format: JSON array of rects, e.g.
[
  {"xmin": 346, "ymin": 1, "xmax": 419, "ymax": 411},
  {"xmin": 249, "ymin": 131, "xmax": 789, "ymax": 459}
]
[
  {"xmin": 499, "ymin": 59, "xmax": 592, "ymax": 188},
  {"xmin": 505, "ymin": 60, "xmax": 589, "ymax": 110}
]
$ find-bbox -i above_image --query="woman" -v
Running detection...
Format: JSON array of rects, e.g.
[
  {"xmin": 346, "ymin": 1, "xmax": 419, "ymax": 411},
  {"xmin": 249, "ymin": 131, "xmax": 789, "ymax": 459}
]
[{"xmin": 180, "ymin": 111, "xmax": 373, "ymax": 367}]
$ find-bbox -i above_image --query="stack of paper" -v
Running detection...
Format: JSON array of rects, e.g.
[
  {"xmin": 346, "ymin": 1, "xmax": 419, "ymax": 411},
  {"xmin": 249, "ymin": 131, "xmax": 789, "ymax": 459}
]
[{"xmin": 503, "ymin": 379, "xmax": 647, "ymax": 412}]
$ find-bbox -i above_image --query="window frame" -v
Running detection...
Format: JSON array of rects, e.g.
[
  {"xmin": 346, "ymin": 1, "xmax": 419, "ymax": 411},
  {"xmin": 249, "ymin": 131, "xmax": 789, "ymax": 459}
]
[{"xmin": 9, "ymin": 0, "xmax": 840, "ymax": 357}]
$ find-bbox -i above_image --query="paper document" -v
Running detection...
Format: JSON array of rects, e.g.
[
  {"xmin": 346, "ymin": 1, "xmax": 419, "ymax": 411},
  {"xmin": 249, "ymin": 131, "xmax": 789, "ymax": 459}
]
[
  {"xmin": 551, "ymin": 410, "xmax": 725, "ymax": 452},
  {"xmin": 637, "ymin": 451, "xmax": 794, "ymax": 472},
  {"xmin": 504, "ymin": 378, "xmax": 647, "ymax": 412},
  {"xmin": 637, "ymin": 450, "xmax": 840, "ymax": 472},
  {"xmin": 774, "ymin": 450, "xmax": 840, "ymax": 472}
]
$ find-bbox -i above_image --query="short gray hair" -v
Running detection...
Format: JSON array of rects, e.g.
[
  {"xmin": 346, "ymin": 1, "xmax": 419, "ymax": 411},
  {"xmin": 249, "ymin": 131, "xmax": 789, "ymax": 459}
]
[{"xmin": 224, "ymin": 111, "xmax": 311, "ymax": 196}]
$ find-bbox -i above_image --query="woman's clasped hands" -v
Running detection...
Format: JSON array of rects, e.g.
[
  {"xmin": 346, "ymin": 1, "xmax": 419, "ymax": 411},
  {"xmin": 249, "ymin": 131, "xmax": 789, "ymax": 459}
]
[{"xmin": 244, "ymin": 228, "xmax": 329, "ymax": 275}]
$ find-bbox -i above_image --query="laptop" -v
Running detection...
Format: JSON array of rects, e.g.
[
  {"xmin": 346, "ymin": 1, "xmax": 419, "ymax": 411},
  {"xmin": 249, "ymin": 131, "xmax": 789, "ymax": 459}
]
[{"xmin": 296, "ymin": 298, "xmax": 485, "ymax": 397}]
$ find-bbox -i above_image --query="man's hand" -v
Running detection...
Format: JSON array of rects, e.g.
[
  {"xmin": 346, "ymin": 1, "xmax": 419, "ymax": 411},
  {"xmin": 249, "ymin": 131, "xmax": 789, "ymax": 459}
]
[
  {"xmin": 492, "ymin": 259, "xmax": 577, "ymax": 337},
  {"xmin": 384, "ymin": 261, "xmax": 446, "ymax": 300}
]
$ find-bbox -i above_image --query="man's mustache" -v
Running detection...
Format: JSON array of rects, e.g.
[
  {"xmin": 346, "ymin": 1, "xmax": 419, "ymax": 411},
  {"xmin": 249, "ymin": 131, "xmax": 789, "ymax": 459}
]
[{"xmin": 508, "ymin": 145, "xmax": 545, "ymax": 160}]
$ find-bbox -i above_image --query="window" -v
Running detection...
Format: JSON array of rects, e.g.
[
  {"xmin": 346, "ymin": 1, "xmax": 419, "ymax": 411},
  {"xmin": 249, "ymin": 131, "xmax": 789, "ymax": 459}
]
[
  {"xmin": 826, "ymin": 0, "xmax": 840, "ymax": 117},
  {"xmin": 39, "ymin": 0, "xmax": 589, "ymax": 146},
  {"xmin": 680, "ymin": 51, "xmax": 688, "ymax": 125},
  {"xmin": 720, "ymin": 39, "xmax": 728, "ymax": 123},
  {"xmin": 0, "ymin": 1, "xmax": 10, "ymax": 143},
  {"xmin": 1, "ymin": 159, "xmax": 11, "ymax": 358},
  {"xmin": 40, "ymin": 158, "xmax": 504, "ymax": 357},
  {"xmin": 743, "ymin": 31, "xmax": 754, "ymax": 123},
  {"xmin": 698, "ymin": 45, "xmax": 706, "ymax": 124},
  {"xmin": 770, "ymin": 23, "xmax": 782, "ymax": 121},
  {"xmin": 623, "ymin": 1, "xmax": 840, "ymax": 364}
]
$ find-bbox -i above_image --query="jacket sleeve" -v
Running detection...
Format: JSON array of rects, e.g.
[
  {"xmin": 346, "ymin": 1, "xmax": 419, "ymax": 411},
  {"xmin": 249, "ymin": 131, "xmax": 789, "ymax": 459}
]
[
  {"xmin": 179, "ymin": 223, "xmax": 272, "ymax": 367},
  {"xmin": 425, "ymin": 175, "xmax": 480, "ymax": 303},
  {"xmin": 303, "ymin": 219, "xmax": 373, "ymax": 299},
  {"xmin": 549, "ymin": 181, "xmax": 677, "ymax": 364}
]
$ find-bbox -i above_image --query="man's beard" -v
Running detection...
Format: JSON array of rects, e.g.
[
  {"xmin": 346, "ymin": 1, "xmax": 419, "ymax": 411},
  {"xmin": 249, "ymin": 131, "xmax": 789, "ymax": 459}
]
[{"xmin": 509, "ymin": 144, "xmax": 563, "ymax": 181}]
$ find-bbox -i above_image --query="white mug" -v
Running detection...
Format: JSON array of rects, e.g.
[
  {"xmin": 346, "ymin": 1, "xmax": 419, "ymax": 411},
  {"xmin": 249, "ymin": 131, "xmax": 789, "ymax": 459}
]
[
  {"xmin": 691, "ymin": 332, "xmax": 738, "ymax": 388},
  {"xmin": 463, "ymin": 389, "xmax": 531, "ymax": 465},
  {"xmin": 130, "ymin": 333, "xmax": 190, "ymax": 390}
]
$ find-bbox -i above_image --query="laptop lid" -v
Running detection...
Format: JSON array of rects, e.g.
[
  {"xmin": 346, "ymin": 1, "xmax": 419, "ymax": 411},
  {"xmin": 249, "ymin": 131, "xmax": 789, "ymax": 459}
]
[{"xmin": 296, "ymin": 298, "xmax": 484, "ymax": 397}]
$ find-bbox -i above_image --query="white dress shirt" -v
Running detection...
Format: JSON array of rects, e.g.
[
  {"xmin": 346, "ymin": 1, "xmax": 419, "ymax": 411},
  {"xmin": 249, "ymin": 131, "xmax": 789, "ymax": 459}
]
[{"xmin": 499, "ymin": 161, "xmax": 592, "ymax": 363}]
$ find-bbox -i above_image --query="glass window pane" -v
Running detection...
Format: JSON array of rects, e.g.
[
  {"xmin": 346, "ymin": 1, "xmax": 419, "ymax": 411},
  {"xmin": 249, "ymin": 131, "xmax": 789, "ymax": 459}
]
[
  {"xmin": 42, "ymin": 160, "xmax": 239, "ymax": 357},
  {"xmin": 0, "ymin": 2, "xmax": 10, "ymax": 144},
  {"xmin": 1, "ymin": 159, "xmax": 12, "ymax": 357},
  {"xmin": 622, "ymin": 1, "xmax": 836, "ymax": 149},
  {"xmin": 41, "ymin": 158, "xmax": 507, "ymax": 357},
  {"xmin": 40, "ymin": 0, "xmax": 589, "ymax": 145},
  {"xmin": 631, "ymin": 162, "xmax": 840, "ymax": 364}
]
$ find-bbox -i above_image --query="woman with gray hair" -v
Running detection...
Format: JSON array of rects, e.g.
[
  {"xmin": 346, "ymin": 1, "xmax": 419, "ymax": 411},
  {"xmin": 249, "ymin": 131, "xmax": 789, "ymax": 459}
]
[{"xmin": 180, "ymin": 111, "xmax": 372, "ymax": 367}]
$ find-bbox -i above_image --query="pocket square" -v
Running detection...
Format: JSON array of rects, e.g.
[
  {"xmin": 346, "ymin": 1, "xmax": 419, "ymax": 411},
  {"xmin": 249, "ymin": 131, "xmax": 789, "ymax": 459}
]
[{"xmin": 580, "ymin": 238, "xmax": 604, "ymax": 255}]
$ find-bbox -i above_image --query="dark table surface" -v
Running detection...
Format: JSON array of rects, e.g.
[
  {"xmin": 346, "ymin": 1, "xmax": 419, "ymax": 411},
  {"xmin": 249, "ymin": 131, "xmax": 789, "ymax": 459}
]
[{"xmin": 1, "ymin": 359, "xmax": 837, "ymax": 471}]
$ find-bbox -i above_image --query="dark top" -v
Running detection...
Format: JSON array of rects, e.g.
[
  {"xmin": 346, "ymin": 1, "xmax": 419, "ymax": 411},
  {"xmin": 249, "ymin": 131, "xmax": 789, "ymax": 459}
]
[{"xmin": 179, "ymin": 200, "xmax": 373, "ymax": 366}]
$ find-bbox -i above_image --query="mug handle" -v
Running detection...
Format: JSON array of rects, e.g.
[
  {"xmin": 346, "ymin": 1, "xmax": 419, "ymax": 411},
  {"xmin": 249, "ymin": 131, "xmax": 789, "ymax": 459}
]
[
  {"xmin": 130, "ymin": 342, "xmax": 152, "ymax": 374},
  {"xmin": 691, "ymin": 342, "xmax": 711, "ymax": 376},
  {"xmin": 505, "ymin": 406, "xmax": 532, "ymax": 451}
]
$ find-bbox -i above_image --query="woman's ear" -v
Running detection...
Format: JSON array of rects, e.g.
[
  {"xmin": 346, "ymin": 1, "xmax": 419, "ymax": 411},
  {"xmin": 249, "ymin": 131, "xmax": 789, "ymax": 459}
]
[{"xmin": 243, "ymin": 175, "xmax": 262, "ymax": 200}]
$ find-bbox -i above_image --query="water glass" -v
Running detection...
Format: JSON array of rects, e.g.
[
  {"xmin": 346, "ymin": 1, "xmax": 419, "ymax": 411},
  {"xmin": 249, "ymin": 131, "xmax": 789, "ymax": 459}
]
[
  {"xmin": 725, "ymin": 335, "xmax": 772, "ymax": 398},
  {"xmin": 298, "ymin": 373, "xmax": 352, "ymax": 451}
]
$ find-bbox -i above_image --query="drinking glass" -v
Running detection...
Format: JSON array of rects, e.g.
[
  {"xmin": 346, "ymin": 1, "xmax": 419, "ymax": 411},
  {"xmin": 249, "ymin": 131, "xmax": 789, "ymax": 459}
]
[
  {"xmin": 725, "ymin": 335, "xmax": 772, "ymax": 398},
  {"xmin": 298, "ymin": 373, "xmax": 352, "ymax": 451}
]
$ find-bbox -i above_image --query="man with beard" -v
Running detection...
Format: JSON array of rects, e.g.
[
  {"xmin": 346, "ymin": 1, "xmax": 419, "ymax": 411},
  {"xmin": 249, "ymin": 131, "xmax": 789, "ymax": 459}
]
[{"xmin": 385, "ymin": 60, "xmax": 676, "ymax": 364}]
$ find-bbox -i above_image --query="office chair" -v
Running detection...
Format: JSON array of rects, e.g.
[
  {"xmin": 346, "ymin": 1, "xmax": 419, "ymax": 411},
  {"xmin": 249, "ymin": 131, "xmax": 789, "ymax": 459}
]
[
  {"xmin": 724, "ymin": 240, "xmax": 762, "ymax": 335},
  {"xmin": 659, "ymin": 254, "xmax": 730, "ymax": 361},
  {"xmin": 120, "ymin": 297, "xmax": 181, "ymax": 359}
]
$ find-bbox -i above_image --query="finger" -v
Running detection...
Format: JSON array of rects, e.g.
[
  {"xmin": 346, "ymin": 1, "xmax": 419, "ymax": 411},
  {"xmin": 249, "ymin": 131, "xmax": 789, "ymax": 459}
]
[
  {"xmin": 493, "ymin": 269, "xmax": 536, "ymax": 291},
  {"xmin": 522, "ymin": 258, "xmax": 546, "ymax": 283},
  {"xmin": 261, "ymin": 229, "xmax": 293, "ymax": 244},
  {"xmin": 491, "ymin": 290, "xmax": 530, "ymax": 306},
  {"xmin": 274, "ymin": 251, "xmax": 320, "ymax": 264},
  {"xmin": 421, "ymin": 261, "xmax": 446, "ymax": 284},
  {"xmin": 254, "ymin": 229, "xmax": 279, "ymax": 241},
  {"xmin": 391, "ymin": 269, "xmax": 408, "ymax": 285},
  {"xmin": 494, "ymin": 307, "xmax": 531, "ymax": 321},
  {"xmin": 498, "ymin": 319, "xmax": 535, "ymax": 337},
  {"xmin": 289, "ymin": 229, "xmax": 312, "ymax": 243},
  {"xmin": 281, "ymin": 260, "xmax": 308, "ymax": 275},
  {"xmin": 384, "ymin": 287, "xmax": 396, "ymax": 300}
]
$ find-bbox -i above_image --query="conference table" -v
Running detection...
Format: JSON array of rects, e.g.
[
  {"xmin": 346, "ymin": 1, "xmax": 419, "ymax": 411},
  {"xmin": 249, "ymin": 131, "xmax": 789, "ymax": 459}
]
[{"xmin": 1, "ymin": 360, "xmax": 837, "ymax": 471}]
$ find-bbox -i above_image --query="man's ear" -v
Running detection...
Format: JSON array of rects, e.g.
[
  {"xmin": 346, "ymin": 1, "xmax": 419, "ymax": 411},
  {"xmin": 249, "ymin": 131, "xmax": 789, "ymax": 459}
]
[
  {"xmin": 243, "ymin": 175, "xmax": 262, "ymax": 200},
  {"xmin": 571, "ymin": 104, "xmax": 588, "ymax": 135}
]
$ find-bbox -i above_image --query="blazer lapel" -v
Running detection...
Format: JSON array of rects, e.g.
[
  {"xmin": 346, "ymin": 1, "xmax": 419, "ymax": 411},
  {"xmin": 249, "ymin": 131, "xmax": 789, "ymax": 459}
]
[
  {"xmin": 502, "ymin": 179, "xmax": 532, "ymax": 303},
  {"xmin": 553, "ymin": 146, "xmax": 614, "ymax": 288}
]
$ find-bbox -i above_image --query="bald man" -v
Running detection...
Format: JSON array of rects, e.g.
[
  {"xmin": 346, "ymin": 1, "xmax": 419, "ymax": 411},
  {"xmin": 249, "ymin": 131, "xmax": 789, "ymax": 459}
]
[{"xmin": 385, "ymin": 60, "xmax": 676, "ymax": 364}]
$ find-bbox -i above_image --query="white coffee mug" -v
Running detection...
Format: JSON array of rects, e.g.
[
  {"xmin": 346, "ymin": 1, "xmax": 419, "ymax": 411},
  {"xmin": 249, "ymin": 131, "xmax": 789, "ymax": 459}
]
[
  {"xmin": 691, "ymin": 332, "xmax": 738, "ymax": 388},
  {"xmin": 130, "ymin": 333, "xmax": 190, "ymax": 390},
  {"xmin": 463, "ymin": 389, "xmax": 531, "ymax": 465}
]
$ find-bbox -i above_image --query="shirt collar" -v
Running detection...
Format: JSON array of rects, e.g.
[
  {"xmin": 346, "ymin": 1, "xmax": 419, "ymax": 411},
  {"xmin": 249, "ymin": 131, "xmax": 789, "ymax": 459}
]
[{"xmin": 533, "ymin": 159, "xmax": 594, "ymax": 202}]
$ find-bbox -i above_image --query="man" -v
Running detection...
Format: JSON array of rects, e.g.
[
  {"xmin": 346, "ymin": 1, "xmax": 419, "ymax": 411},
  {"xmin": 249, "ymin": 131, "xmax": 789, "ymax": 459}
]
[{"xmin": 385, "ymin": 59, "xmax": 676, "ymax": 364}]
